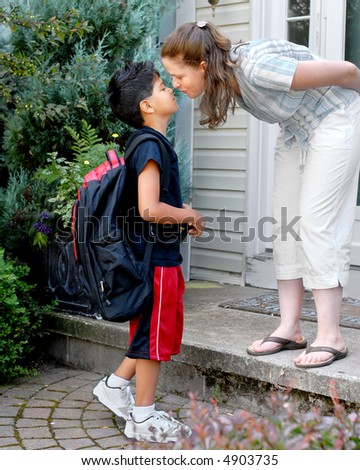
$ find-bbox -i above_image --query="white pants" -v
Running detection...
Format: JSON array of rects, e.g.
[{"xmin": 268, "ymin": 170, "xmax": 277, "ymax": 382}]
[{"xmin": 273, "ymin": 97, "xmax": 360, "ymax": 289}]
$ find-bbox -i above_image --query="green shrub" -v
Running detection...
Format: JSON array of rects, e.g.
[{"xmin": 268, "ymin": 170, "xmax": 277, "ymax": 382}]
[
  {"xmin": 0, "ymin": 168, "xmax": 50, "ymax": 259},
  {"xmin": 0, "ymin": 248, "xmax": 47, "ymax": 383}
]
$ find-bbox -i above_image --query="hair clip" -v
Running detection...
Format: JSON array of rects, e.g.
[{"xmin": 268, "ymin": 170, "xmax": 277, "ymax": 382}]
[{"xmin": 196, "ymin": 21, "xmax": 207, "ymax": 28}]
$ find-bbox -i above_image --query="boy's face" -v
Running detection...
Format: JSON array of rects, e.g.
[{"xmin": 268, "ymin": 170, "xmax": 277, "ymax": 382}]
[{"xmin": 146, "ymin": 76, "xmax": 179, "ymax": 117}]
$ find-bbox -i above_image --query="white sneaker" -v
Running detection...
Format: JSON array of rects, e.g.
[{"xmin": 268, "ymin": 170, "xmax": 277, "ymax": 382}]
[
  {"xmin": 93, "ymin": 376, "xmax": 134, "ymax": 420},
  {"xmin": 124, "ymin": 410, "xmax": 192, "ymax": 443}
]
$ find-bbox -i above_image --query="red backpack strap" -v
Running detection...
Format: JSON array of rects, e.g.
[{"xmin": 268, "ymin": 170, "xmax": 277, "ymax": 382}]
[{"xmin": 106, "ymin": 149, "xmax": 124, "ymax": 167}]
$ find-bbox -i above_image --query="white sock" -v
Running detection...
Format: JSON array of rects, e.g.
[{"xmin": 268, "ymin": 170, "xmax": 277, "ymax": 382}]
[
  {"xmin": 106, "ymin": 373, "xmax": 129, "ymax": 388},
  {"xmin": 132, "ymin": 404, "xmax": 155, "ymax": 421}
]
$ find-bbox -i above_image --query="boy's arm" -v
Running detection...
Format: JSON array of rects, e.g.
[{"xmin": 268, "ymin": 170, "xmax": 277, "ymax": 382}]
[{"xmin": 138, "ymin": 160, "xmax": 205, "ymax": 237}]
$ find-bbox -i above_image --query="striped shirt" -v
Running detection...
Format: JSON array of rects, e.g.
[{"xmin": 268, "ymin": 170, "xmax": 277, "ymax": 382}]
[{"xmin": 230, "ymin": 39, "xmax": 359, "ymax": 149}]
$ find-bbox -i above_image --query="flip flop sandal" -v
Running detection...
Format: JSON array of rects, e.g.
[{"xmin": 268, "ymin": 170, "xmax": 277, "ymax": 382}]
[
  {"xmin": 295, "ymin": 346, "xmax": 348, "ymax": 368},
  {"xmin": 247, "ymin": 335, "xmax": 307, "ymax": 356}
]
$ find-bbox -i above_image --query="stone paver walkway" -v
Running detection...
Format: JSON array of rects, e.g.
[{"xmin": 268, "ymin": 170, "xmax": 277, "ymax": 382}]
[{"xmin": 0, "ymin": 361, "xmax": 229, "ymax": 450}]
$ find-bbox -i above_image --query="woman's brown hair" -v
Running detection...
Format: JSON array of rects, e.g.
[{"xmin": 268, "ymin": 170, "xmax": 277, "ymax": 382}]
[{"xmin": 161, "ymin": 22, "xmax": 238, "ymax": 129}]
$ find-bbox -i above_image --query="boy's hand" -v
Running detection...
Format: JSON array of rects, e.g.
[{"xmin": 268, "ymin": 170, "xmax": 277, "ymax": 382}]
[{"xmin": 183, "ymin": 204, "xmax": 206, "ymax": 238}]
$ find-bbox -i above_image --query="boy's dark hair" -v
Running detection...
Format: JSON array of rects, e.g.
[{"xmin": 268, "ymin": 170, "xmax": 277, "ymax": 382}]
[{"xmin": 108, "ymin": 61, "xmax": 159, "ymax": 129}]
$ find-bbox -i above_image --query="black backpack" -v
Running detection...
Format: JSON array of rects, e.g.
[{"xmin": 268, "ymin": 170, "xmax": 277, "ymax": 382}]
[{"xmin": 48, "ymin": 132, "xmax": 170, "ymax": 322}]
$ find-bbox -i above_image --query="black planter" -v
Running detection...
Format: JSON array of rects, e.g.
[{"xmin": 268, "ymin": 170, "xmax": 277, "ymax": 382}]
[{"xmin": 46, "ymin": 233, "xmax": 100, "ymax": 318}]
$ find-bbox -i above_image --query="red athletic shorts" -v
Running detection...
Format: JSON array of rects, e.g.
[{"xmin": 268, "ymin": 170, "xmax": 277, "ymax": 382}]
[{"xmin": 126, "ymin": 265, "xmax": 185, "ymax": 362}]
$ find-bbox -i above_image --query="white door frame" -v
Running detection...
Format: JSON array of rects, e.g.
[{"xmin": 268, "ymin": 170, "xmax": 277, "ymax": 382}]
[{"xmin": 246, "ymin": 0, "xmax": 286, "ymax": 258}]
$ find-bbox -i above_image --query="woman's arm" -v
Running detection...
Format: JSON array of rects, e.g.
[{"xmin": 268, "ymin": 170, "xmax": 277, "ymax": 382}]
[
  {"xmin": 291, "ymin": 60, "xmax": 360, "ymax": 93},
  {"xmin": 138, "ymin": 160, "xmax": 205, "ymax": 236}
]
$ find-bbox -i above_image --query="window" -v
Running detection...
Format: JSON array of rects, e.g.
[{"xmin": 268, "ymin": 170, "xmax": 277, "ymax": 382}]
[{"xmin": 287, "ymin": 0, "xmax": 310, "ymax": 46}]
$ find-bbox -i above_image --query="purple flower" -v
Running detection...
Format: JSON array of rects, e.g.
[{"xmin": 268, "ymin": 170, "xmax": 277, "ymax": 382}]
[
  {"xmin": 40, "ymin": 211, "xmax": 50, "ymax": 220},
  {"xmin": 34, "ymin": 220, "xmax": 52, "ymax": 236}
]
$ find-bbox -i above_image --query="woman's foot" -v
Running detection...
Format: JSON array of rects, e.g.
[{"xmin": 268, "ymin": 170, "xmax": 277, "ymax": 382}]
[
  {"xmin": 294, "ymin": 340, "xmax": 347, "ymax": 367},
  {"xmin": 247, "ymin": 329, "xmax": 306, "ymax": 356}
]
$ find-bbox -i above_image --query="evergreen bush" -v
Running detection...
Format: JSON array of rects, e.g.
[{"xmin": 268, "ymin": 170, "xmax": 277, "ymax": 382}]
[{"xmin": 1, "ymin": 0, "xmax": 170, "ymax": 172}]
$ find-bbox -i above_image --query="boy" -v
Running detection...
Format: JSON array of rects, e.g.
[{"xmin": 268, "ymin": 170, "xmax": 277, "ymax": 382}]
[{"xmin": 93, "ymin": 62, "xmax": 204, "ymax": 443}]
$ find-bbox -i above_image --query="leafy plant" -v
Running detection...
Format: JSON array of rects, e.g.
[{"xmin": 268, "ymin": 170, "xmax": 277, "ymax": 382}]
[
  {"xmin": 65, "ymin": 119, "xmax": 104, "ymax": 160},
  {"xmin": 174, "ymin": 387, "xmax": 360, "ymax": 450},
  {"xmin": 0, "ymin": 4, "xmax": 92, "ymax": 102},
  {"xmin": 0, "ymin": 248, "xmax": 47, "ymax": 383},
  {"xmin": 36, "ymin": 120, "xmax": 120, "ymax": 226},
  {"xmin": 33, "ymin": 210, "xmax": 54, "ymax": 249}
]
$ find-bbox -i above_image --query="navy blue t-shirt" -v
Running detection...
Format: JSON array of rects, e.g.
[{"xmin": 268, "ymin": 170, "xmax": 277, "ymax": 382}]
[{"xmin": 124, "ymin": 126, "xmax": 184, "ymax": 267}]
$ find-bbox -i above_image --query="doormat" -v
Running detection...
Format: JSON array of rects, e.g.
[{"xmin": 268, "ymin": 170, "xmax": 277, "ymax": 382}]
[{"xmin": 219, "ymin": 292, "xmax": 360, "ymax": 330}]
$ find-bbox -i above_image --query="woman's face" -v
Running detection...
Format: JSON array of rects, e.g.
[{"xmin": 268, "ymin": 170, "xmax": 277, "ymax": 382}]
[{"xmin": 162, "ymin": 57, "xmax": 206, "ymax": 99}]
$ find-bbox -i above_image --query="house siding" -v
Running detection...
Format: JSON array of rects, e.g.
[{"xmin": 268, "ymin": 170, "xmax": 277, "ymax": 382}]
[{"xmin": 190, "ymin": 0, "xmax": 250, "ymax": 285}]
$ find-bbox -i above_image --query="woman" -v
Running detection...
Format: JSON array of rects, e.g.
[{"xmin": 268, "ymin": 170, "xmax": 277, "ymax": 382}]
[{"xmin": 161, "ymin": 21, "xmax": 360, "ymax": 368}]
